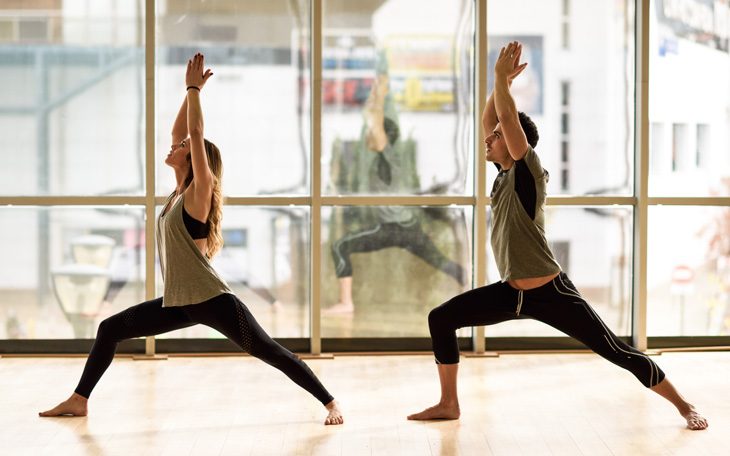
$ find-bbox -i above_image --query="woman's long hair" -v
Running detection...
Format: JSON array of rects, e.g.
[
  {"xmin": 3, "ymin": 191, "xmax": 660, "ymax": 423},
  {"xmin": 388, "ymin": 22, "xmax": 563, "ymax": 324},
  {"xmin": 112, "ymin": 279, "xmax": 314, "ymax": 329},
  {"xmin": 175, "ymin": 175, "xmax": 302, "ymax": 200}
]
[{"xmin": 183, "ymin": 139, "xmax": 224, "ymax": 259}]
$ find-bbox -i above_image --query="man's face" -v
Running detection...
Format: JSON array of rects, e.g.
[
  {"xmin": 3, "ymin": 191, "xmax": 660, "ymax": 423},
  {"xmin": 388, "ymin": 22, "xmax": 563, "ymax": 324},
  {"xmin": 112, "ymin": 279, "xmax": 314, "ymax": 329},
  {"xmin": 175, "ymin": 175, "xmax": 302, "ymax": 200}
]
[{"xmin": 484, "ymin": 123, "xmax": 509, "ymax": 163}]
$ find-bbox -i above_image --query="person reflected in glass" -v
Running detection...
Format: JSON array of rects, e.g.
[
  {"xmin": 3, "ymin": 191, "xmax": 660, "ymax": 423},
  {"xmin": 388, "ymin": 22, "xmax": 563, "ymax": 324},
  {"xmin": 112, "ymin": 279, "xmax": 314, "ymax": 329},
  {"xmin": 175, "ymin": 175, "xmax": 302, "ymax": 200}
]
[
  {"xmin": 408, "ymin": 42, "xmax": 708, "ymax": 431},
  {"xmin": 39, "ymin": 53, "xmax": 343, "ymax": 425},
  {"xmin": 326, "ymin": 69, "xmax": 467, "ymax": 314}
]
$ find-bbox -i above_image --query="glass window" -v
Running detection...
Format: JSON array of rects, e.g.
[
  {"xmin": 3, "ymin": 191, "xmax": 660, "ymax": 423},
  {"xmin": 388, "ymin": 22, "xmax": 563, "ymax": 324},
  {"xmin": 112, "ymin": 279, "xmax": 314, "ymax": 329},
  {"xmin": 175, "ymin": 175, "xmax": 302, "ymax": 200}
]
[
  {"xmin": 696, "ymin": 123, "xmax": 710, "ymax": 169},
  {"xmin": 0, "ymin": 3, "xmax": 145, "ymax": 196},
  {"xmin": 561, "ymin": 168, "xmax": 569, "ymax": 191},
  {"xmin": 649, "ymin": 0, "xmax": 730, "ymax": 196},
  {"xmin": 650, "ymin": 122, "xmax": 670, "ymax": 173},
  {"xmin": 485, "ymin": 207, "xmax": 633, "ymax": 337},
  {"xmin": 156, "ymin": 1, "xmax": 311, "ymax": 196},
  {"xmin": 487, "ymin": 0, "xmax": 635, "ymax": 196},
  {"xmin": 322, "ymin": 0, "xmax": 475, "ymax": 196},
  {"xmin": 561, "ymin": 21, "xmax": 570, "ymax": 50},
  {"xmin": 5, "ymin": 1, "xmax": 725, "ymax": 351},
  {"xmin": 0, "ymin": 207, "xmax": 146, "ymax": 340},
  {"xmin": 157, "ymin": 206, "xmax": 310, "ymax": 339},
  {"xmin": 648, "ymin": 206, "xmax": 730, "ymax": 336},
  {"xmin": 322, "ymin": 205, "xmax": 472, "ymax": 337},
  {"xmin": 672, "ymin": 123, "xmax": 690, "ymax": 172},
  {"xmin": 18, "ymin": 19, "xmax": 48, "ymax": 41}
]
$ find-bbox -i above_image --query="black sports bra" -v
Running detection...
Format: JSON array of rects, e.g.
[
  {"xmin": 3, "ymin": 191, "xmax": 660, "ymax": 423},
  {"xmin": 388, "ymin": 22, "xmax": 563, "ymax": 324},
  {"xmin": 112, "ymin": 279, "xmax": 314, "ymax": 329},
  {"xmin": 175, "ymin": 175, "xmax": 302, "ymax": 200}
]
[{"xmin": 182, "ymin": 206, "xmax": 210, "ymax": 240}]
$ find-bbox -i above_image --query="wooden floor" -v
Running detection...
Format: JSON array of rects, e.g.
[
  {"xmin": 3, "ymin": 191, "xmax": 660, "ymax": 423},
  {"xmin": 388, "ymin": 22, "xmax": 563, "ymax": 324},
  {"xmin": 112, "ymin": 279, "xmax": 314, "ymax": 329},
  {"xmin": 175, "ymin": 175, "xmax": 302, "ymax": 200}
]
[{"xmin": 3, "ymin": 351, "xmax": 728, "ymax": 455}]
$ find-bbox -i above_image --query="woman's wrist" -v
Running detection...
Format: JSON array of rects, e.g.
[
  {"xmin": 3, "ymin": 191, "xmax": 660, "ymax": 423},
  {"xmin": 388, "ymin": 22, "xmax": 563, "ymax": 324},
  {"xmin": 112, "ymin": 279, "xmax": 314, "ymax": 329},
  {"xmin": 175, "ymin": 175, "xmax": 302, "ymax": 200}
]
[{"xmin": 187, "ymin": 85, "xmax": 200, "ymax": 92}]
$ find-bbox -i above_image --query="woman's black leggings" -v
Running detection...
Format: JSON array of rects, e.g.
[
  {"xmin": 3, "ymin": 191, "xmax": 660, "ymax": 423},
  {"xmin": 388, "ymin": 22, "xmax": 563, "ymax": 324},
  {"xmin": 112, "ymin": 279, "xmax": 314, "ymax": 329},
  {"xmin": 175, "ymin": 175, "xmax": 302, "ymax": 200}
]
[
  {"xmin": 428, "ymin": 272, "xmax": 665, "ymax": 388},
  {"xmin": 74, "ymin": 294, "xmax": 334, "ymax": 405}
]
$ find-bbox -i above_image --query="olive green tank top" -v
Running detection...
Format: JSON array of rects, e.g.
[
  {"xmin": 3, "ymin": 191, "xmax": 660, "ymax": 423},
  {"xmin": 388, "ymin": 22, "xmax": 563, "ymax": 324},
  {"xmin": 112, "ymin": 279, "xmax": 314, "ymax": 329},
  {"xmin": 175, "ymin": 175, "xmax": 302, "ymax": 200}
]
[
  {"xmin": 490, "ymin": 146, "xmax": 561, "ymax": 281},
  {"xmin": 156, "ymin": 192, "xmax": 232, "ymax": 307}
]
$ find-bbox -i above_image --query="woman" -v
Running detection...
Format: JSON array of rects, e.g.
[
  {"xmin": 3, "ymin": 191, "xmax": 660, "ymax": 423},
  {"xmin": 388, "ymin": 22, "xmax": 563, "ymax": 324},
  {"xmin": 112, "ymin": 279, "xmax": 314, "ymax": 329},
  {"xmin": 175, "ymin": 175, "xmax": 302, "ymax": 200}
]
[{"xmin": 40, "ymin": 53, "xmax": 343, "ymax": 426}]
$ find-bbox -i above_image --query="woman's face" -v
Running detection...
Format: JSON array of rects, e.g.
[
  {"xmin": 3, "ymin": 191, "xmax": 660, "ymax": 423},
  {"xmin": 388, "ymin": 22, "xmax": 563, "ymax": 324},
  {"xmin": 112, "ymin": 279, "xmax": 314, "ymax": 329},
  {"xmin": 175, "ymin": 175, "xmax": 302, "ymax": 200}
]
[{"xmin": 165, "ymin": 138, "xmax": 190, "ymax": 169}]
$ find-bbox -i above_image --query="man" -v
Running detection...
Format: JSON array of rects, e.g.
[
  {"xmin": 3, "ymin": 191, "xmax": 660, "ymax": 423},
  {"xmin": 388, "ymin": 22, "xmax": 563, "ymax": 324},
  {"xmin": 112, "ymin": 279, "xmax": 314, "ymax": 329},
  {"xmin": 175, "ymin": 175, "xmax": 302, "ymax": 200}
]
[
  {"xmin": 325, "ymin": 70, "xmax": 466, "ymax": 314},
  {"xmin": 407, "ymin": 41, "xmax": 707, "ymax": 431}
]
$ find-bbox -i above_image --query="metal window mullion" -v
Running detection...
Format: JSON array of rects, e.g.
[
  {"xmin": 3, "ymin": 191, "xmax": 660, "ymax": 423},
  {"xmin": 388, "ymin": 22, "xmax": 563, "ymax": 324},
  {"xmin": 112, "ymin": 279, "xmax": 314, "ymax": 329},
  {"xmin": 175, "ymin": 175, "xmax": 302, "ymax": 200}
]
[
  {"xmin": 0, "ymin": 196, "xmax": 148, "ymax": 205},
  {"xmin": 632, "ymin": 0, "xmax": 650, "ymax": 352},
  {"xmin": 320, "ymin": 196, "xmax": 475, "ymax": 206},
  {"xmin": 310, "ymin": 0, "xmax": 322, "ymax": 355},
  {"xmin": 224, "ymin": 196, "xmax": 311, "ymax": 205},
  {"xmin": 545, "ymin": 196, "xmax": 636, "ymax": 205},
  {"xmin": 144, "ymin": 0, "xmax": 156, "ymax": 356},
  {"xmin": 473, "ymin": 0, "xmax": 487, "ymax": 353},
  {"xmin": 647, "ymin": 197, "xmax": 730, "ymax": 206},
  {"xmin": 194, "ymin": 196, "xmax": 647, "ymax": 207},
  {"xmin": 0, "ymin": 195, "xmax": 645, "ymax": 207}
]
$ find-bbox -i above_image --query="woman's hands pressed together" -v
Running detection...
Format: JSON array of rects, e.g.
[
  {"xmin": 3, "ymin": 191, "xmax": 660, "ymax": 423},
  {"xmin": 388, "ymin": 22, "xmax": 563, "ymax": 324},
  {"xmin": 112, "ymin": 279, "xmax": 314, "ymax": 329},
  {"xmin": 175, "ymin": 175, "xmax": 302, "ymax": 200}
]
[{"xmin": 186, "ymin": 53, "xmax": 213, "ymax": 90}]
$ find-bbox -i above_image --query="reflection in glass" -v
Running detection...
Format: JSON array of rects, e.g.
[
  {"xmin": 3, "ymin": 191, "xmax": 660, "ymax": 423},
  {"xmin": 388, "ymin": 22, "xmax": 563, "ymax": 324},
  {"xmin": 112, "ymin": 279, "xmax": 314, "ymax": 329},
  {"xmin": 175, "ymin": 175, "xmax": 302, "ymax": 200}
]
[
  {"xmin": 323, "ymin": 0, "xmax": 475, "ymax": 196},
  {"xmin": 487, "ymin": 0, "xmax": 635, "ymax": 196},
  {"xmin": 485, "ymin": 206, "xmax": 632, "ymax": 337},
  {"xmin": 156, "ymin": 1, "xmax": 311, "ymax": 196},
  {"xmin": 649, "ymin": 0, "xmax": 730, "ymax": 196},
  {"xmin": 648, "ymin": 206, "xmax": 730, "ymax": 336},
  {"xmin": 0, "ymin": 3, "xmax": 145, "ymax": 196},
  {"xmin": 0, "ymin": 207, "xmax": 146, "ymax": 340},
  {"xmin": 322, "ymin": 206, "xmax": 472, "ymax": 337},
  {"xmin": 158, "ymin": 206, "xmax": 310, "ymax": 339}
]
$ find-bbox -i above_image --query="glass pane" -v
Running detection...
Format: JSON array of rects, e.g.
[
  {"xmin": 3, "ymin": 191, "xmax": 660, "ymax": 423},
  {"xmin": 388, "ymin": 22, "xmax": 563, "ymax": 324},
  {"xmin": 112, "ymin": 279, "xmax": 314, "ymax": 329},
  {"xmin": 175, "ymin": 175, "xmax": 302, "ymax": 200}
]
[
  {"xmin": 486, "ymin": 0, "xmax": 635, "ymax": 196},
  {"xmin": 0, "ymin": 207, "xmax": 146, "ymax": 340},
  {"xmin": 322, "ymin": 206, "xmax": 472, "ymax": 337},
  {"xmin": 322, "ymin": 0, "xmax": 475, "ymax": 196},
  {"xmin": 0, "ymin": 3, "xmax": 145, "ymax": 196},
  {"xmin": 485, "ymin": 206, "xmax": 633, "ymax": 337},
  {"xmin": 649, "ymin": 1, "xmax": 730, "ymax": 196},
  {"xmin": 158, "ymin": 206, "xmax": 310, "ymax": 338},
  {"xmin": 648, "ymin": 206, "xmax": 730, "ymax": 336},
  {"xmin": 156, "ymin": 1, "xmax": 311, "ymax": 196}
]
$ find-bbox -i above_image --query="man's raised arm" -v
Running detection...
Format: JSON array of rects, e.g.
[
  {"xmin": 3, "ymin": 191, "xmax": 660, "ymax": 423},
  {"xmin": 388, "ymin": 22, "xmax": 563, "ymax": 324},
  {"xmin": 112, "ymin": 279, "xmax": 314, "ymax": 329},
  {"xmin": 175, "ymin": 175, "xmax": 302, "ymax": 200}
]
[{"xmin": 493, "ymin": 41, "xmax": 530, "ymax": 161}]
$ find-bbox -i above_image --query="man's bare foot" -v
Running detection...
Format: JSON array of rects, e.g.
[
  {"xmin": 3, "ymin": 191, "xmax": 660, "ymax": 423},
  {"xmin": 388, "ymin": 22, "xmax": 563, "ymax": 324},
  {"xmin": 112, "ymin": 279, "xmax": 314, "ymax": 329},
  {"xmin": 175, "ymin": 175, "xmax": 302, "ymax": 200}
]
[
  {"xmin": 39, "ymin": 393, "xmax": 88, "ymax": 417},
  {"xmin": 681, "ymin": 406, "xmax": 708, "ymax": 430},
  {"xmin": 323, "ymin": 302, "xmax": 354, "ymax": 315},
  {"xmin": 407, "ymin": 402, "xmax": 460, "ymax": 421},
  {"xmin": 324, "ymin": 400, "xmax": 344, "ymax": 425}
]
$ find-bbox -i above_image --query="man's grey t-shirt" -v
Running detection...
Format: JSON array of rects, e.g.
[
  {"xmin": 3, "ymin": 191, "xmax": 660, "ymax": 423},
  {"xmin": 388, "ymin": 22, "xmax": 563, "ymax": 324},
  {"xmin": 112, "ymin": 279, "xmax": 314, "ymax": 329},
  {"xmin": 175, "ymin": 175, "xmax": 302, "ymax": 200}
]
[{"xmin": 490, "ymin": 146, "xmax": 561, "ymax": 281}]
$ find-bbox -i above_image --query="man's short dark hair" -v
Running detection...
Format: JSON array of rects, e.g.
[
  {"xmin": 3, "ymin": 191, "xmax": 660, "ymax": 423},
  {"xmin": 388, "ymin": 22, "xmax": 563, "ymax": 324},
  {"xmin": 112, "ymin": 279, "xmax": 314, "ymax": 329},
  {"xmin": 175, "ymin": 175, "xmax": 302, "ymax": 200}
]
[
  {"xmin": 518, "ymin": 111, "xmax": 539, "ymax": 148},
  {"xmin": 383, "ymin": 117, "xmax": 400, "ymax": 146}
]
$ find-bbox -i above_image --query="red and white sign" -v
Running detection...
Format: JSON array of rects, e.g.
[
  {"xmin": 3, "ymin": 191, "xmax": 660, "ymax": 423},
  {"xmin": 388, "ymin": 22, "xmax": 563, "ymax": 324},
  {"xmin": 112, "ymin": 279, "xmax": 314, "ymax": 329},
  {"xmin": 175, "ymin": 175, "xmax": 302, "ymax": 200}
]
[{"xmin": 670, "ymin": 265, "xmax": 695, "ymax": 294}]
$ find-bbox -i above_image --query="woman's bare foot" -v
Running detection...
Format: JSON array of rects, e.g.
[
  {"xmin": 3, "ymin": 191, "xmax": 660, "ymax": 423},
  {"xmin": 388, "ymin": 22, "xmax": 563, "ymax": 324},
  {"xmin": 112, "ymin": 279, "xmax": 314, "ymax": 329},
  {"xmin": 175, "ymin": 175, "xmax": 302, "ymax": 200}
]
[
  {"xmin": 39, "ymin": 393, "xmax": 88, "ymax": 417},
  {"xmin": 681, "ymin": 406, "xmax": 708, "ymax": 430},
  {"xmin": 407, "ymin": 402, "xmax": 460, "ymax": 421},
  {"xmin": 324, "ymin": 400, "xmax": 344, "ymax": 425}
]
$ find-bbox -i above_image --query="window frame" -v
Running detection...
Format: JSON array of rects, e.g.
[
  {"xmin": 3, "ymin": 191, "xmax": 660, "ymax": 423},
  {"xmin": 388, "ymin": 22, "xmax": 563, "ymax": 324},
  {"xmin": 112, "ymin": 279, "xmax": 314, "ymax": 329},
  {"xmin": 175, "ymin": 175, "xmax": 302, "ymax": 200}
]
[{"xmin": 2, "ymin": 0, "xmax": 729, "ymax": 355}]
